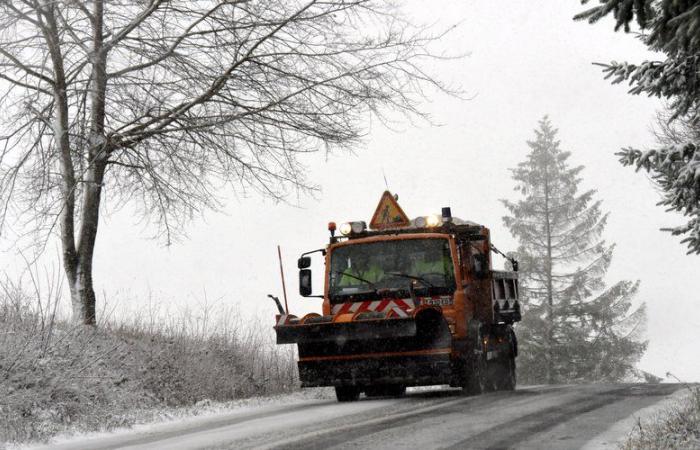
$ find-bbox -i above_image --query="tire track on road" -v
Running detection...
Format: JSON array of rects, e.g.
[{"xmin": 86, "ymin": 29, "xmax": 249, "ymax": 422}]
[
  {"xmin": 263, "ymin": 396, "xmax": 475, "ymax": 450},
  {"xmin": 265, "ymin": 386, "xmax": 565, "ymax": 449},
  {"xmin": 443, "ymin": 384, "xmax": 681, "ymax": 450}
]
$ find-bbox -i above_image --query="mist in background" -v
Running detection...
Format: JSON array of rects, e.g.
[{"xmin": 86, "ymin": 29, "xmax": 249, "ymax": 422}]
[{"xmin": 1, "ymin": 1, "xmax": 697, "ymax": 381}]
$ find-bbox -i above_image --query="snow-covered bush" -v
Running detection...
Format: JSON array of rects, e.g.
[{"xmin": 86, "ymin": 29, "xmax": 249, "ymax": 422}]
[
  {"xmin": 621, "ymin": 386, "xmax": 700, "ymax": 449},
  {"xmin": 0, "ymin": 279, "xmax": 297, "ymax": 447}
]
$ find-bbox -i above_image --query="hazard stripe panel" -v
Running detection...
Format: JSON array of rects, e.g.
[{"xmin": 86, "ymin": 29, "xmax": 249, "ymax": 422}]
[
  {"xmin": 330, "ymin": 295, "xmax": 453, "ymax": 315},
  {"xmin": 331, "ymin": 298, "xmax": 418, "ymax": 314}
]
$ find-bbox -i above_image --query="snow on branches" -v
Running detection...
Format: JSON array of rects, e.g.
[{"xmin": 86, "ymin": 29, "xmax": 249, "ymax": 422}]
[
  {"xmin": 577, "ymin": 0, "xmax": 700, "ymax": 255},
  {"xmin": 618, "ymin": 144, "xmax": 700, "ymax": 254},
  {"xmin": 600, "ymin": 57, "xmax": 700, "ymax": 122}
]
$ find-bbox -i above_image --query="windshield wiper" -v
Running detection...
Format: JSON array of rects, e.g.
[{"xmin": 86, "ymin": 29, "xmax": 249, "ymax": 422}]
[
  {"xmin": 333, "ymin": 271, "xmax": 378, "ymax": 291},
  {"xmin": 386, "ymin": 272, "xmax": 435, "ymax": 288}
]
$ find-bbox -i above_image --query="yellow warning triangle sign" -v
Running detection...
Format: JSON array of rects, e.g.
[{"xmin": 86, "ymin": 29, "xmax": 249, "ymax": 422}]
[{"xmin": 369, "ymin": 191, "xmax": 410, "ymax": 230}]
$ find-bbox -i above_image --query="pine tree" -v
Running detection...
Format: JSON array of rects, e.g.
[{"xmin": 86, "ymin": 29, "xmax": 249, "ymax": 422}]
[
  {"xmin": 575, "ymin": 0, "xmax": 700, "ymax": 254},
  {"xmin": 502, "ymin": 117, "xmax": 647, "ymax": 384}
]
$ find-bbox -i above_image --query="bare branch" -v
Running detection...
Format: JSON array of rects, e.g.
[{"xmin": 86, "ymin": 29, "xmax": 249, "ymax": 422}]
[{"xmin": 0, "ymin": 0, "xmax": 457, "ymax": 324}]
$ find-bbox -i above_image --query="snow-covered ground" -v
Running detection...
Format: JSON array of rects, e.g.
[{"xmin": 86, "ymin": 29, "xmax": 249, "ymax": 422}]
[
  {"xmin": 16, "ymin": 384, "xmax": 688, "ymax": 450},
  {"xmin": 13, "ymin": 388, "xmax": 334, "ymax": 450}
]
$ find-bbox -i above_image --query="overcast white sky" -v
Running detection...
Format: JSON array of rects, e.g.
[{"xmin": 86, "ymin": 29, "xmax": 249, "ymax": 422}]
[{"xmin": 2, "ymin": 1, "xmax": 699, "ymax": 382}]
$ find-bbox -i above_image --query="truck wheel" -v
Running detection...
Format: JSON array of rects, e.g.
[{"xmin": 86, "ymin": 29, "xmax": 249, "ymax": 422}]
[
  {"xmin": 365, "ymin": 385, "xmax": 406, "ymax": 398},
  {"xmin": 364, "ymin": 386, "xmax": 382, "ymax": 398},
  {"xmin": 484, "ymin": 363, "xmax": 498, "ymax": 393},
  {"xmin": 385, "ymin": 384, "xmax": 406, "ymax": 397},
  {"xmin": 491, "ymin": 355, "xmax": 516, "ymax": 391},
  {"xmin": 462, "ymin": 354, "xmax": 487, "ymax": 396},
  {"xmin": 501, "ymin": 355, "xmax": 516, "ymax": 391},
  {"xmin": 335, "ymin": 386, "xmax": 361, "ymax": 402}
]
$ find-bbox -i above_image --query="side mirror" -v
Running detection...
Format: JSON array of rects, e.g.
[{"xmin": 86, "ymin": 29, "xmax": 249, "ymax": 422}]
[
  {"xmin": 298, "ymin": 256, "xmax": 311, "ymax": 269},
  {"xmin": 299, "ymin": 269, "xmax": 312, "ymax": 296},
  {"xmin": 473, "ymin": 254, "xmax": 489, "ymax": 279}
]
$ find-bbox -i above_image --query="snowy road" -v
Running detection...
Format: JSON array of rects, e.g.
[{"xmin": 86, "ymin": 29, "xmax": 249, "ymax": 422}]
[{"xmin": 33, "ymin": 384, "xmax": 684, "ymax": 450}]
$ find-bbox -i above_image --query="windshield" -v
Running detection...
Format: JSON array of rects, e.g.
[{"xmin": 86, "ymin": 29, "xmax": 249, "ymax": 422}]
[{"xmin": 329, "ymin": 238, "xmax": 456, "ymax": 302}]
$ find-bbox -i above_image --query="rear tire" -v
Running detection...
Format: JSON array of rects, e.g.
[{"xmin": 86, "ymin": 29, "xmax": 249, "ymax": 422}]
[
  {"xmin": 335, "ymin": 386, "xmax": 361, "ymax": 402},
  {"xmin": 490, "ymin": 354, "xmax": 516, "ymax": 391},
  {"xmin": 501, "ymin": 355, "xmax": 516, "ymax": 391},
  {"xmin": 462, "ymin": 354, "xmax": 487, "ymax": 396},
  {"xmin": 483, "ymin": 359, "xmax": 497, "ymax": 393}
]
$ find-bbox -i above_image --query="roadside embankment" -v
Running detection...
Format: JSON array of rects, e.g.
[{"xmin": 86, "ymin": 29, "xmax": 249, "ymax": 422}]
[
  {"xmin": 0, "ymin": 281, "xmax": 297, "ymax": 448},
  {"xmin": 620, "ymin": 385, "xmax": 700, "ymax": 449}
]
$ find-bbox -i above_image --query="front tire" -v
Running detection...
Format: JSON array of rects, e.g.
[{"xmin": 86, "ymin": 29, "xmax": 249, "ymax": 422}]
[
  {"xmin": 385, "ymin": 384, "xmax": 406, "ymax": 397},
  {"xmin": 335, "ymin": 386, "xmax": 361, "ymax": 402},
  {"xmin": 365, "ymin": 384, "xmax": 406, "ymax": 398}
]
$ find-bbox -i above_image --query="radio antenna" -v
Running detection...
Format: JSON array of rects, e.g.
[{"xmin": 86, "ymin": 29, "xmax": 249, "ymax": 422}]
[
  {"xmin": 277, "ymin": 245, "xmax": 290, "ymax": 313},
  {"xmin": 382, "ymin": 168, "xmax": 389, "ymax": 190}
]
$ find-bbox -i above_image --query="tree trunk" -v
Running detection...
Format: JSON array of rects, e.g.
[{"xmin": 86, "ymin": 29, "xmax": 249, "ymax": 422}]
[
  {"xmin": 68, "ymin": 263, "xmax": 97, "ymax": 325},
  {"xmin": 65, "ymin": 160, "xmax": 106, "ymax": 326},
  {"xmin": 543, "ymin": 155, "xmax": 554, "ymax": 384},
  {"xmin": 63, "ymin": 0, "xmax": 108, "ymax": 326},
  {"xmin": 40, "ymin": 2, "xmax": 93, "ymax": 324}
]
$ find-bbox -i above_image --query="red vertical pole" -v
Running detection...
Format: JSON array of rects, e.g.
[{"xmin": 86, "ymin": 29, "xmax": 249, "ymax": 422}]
[{"xmin": 277, "ymin": 245, "xmax": 289, "ymax": 314}]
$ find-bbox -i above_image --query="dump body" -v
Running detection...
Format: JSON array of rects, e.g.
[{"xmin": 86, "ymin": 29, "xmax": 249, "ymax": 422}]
[{"xmin": 274, "ymin": 216, "xmax": 521, "ymax": 400}]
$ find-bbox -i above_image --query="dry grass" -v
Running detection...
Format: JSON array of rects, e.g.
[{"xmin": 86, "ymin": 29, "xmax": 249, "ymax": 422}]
[
  {"xmin": 620, "ymin": 386, "xmax": 700, "ymax": 450},
  {"xmin": 0, "ymin": 274, "xmax": 297, "ymax": 447}
]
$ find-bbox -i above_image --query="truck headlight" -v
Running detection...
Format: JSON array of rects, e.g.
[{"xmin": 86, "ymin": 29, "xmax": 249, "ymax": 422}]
[
  {"xmin": 339, "ymin": 221, "xmax": 366, "ymax": 235},
  {"xmin": 351, "ymin": 221, "xmax": 366, "ymax": 234},
  {"xmin": 339, "ymin": 222, "xmax": 352, "ymax": 235},
  {"xmin": 426, "ymin": 214, "xmax": 441, "ymax": 227}
]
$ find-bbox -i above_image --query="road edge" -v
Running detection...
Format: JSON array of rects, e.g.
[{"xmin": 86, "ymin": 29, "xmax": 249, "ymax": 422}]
[{"xmin": 580, "ymin": 385, "xmax": 691, "ymax": 450}]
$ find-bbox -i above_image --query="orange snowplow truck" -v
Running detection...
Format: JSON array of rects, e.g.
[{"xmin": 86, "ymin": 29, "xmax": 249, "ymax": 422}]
[{"xmin": 272, "ymin": 192, "xmax": 521, "ymax": 402}]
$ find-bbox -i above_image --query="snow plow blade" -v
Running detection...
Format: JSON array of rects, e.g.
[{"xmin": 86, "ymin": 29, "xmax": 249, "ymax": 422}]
[
  {"xmin": 275, "ymin": 317, "xmax": 417, "ymax": 344},
  {"xmin": 276, "ymin": 307, "xmax": 453, "ymax": 387}
]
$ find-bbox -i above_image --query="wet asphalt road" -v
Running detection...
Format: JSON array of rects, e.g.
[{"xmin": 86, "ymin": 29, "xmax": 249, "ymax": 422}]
[{"xmin": 33, "ymin": 383, "xmax": 685, "ymax": 450}]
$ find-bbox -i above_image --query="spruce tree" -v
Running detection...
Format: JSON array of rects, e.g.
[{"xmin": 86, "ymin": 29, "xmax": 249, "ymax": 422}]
[
  {"xmin": 576, "ymin": 0, "xmax": 700, "ymax": 254},
  {"xmin": 502, "ymin": 117, "xmax": 647, "ymax": 384}
]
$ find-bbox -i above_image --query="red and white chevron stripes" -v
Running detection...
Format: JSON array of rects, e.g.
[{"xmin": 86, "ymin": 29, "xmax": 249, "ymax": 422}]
[
  {"xmin": 330, "ymin": 298, "xmax": 415, "ymax": 315},
  {"xmin": 330, "ymin": 295, "xmax": 454, "ymax": 316}
]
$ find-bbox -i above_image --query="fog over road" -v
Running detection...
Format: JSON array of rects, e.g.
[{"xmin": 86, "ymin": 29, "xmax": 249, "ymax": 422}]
[{"xmin": 33, "ymin": 384, "xmax": 684, "ymax": 450}]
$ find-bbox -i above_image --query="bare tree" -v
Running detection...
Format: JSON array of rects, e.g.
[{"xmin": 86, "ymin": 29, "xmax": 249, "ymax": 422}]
[{"xmin": 0, "ymin": 1, "xmax": 454, "ymax": 325}]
